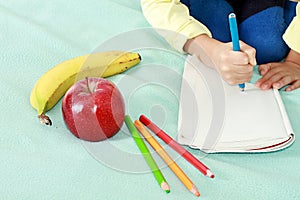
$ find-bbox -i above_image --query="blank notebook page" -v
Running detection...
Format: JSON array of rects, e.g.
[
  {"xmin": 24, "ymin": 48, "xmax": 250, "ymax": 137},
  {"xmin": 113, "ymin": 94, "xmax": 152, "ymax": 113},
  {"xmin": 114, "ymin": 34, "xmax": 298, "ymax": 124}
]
[
  {"xmin": 215, "ymin": 83, "xmax": 290, "ymax": 148},
  {"xmin": 178, "ymin": 55, "xmax": 294, "ymax": 152}
]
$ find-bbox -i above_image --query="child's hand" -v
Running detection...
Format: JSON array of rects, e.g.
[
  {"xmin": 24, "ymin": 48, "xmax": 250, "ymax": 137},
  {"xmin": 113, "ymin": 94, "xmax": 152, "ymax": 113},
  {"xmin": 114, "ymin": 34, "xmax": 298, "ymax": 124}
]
[
  {"xmin": 256, "ymin": 61, "xmax": 300, "ymax": 91},
  {"xmin": 211, "ymin": 41, "xmax": 257, "ymax": 85},
  {"xmin": 184, "ymin": 35, "xmax": 256, "ymax": 85},
  {"xmin": 256, "ymin": 50, "xmax": 300, "ymax": 92}
]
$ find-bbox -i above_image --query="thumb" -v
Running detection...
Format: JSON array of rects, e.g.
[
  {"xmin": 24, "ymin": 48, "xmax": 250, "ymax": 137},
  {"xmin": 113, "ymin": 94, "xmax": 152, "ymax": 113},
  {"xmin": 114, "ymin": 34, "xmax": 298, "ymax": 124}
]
[
  {"xmin": 240, "ymin": 41, "xmax": 257, "ymax": 66},
  {"xmin": 258, "ymin": 64, "xmax": 272, "ymax": 76}
]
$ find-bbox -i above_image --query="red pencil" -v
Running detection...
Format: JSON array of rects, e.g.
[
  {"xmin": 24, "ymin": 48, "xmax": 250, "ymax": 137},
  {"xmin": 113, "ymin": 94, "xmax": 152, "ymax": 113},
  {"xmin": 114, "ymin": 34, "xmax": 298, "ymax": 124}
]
[{"xmin": 139, "ymin": 114, "xmax": 215, "ymax": 178}]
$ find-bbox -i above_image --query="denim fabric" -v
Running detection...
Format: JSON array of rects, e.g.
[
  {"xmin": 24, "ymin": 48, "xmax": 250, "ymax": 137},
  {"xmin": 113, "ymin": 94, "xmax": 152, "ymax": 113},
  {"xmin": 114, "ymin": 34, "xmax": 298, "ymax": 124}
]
[{"xmin": 181, "ymin": 0, "xmax": 297, "ymax": 63}]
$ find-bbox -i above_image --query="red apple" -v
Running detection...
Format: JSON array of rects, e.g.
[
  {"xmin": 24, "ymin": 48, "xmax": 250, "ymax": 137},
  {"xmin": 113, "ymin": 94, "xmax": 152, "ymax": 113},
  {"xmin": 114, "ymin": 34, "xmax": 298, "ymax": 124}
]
[{"xmin": 62, "ymin": 77, "xmax": 125, "ymax": 142}]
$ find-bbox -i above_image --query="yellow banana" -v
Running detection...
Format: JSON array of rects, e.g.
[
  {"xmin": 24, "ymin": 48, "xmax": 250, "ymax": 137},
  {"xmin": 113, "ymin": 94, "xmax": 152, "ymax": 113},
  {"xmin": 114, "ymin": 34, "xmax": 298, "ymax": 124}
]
[{"xmin": 30, "ymin": 50, "xmax": 141, "ymax": 126}]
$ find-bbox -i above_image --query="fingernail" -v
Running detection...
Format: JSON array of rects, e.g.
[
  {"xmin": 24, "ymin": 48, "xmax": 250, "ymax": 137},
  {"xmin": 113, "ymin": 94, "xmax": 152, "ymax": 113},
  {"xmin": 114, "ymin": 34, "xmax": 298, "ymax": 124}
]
[
  {"xmin": 273, "ymin": 83, "xmax": 280, "ymax": 89},
  {"xmin": 260, "ymin": 69, "xmax": 267, "ymax": 75},
  {"xmin": 253, "ymin": 59, "xmax": 257, "ymax": 66},
  {"xmin": 262, "ymin": 84, "xmax": 268, "ymax": 90}
]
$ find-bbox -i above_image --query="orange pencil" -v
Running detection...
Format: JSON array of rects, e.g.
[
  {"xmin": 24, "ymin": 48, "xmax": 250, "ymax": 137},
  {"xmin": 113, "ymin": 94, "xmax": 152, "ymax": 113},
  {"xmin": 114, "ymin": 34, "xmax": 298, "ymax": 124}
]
[
  {"xmin": 139, "ymin": 114, "xmax": 214, "ymax": 178},
  {"xmin": 134, "ymin": 120, "xmax": 200, "ymax": 197}
]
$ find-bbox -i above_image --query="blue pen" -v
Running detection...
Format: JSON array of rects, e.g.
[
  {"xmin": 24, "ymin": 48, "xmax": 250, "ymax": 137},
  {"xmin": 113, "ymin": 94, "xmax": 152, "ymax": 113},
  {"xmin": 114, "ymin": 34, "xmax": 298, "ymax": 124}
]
[{"xmin": 228, "ymin": 13, "xmax": 245, "ymax": 92}]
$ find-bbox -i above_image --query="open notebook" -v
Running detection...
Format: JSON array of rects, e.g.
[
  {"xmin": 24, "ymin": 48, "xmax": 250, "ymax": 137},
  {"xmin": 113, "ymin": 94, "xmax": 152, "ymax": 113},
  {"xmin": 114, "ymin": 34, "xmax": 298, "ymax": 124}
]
[{"xmin": 177, "ymin": 55, "xmax": 295, "ymax": 153}]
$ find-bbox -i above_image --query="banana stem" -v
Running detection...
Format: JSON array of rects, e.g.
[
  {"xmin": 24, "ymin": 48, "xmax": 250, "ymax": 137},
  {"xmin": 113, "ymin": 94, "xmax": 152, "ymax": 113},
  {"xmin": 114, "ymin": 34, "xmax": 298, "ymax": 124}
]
[{"xmin": 38, "ymin": 113, "xmax": 52, "ymax": 126}]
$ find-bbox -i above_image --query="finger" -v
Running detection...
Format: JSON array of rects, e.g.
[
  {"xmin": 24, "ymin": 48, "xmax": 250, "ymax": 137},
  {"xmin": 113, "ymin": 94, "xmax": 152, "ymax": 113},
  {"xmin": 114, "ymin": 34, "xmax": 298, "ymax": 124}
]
[
  {"xmin": 232, "ymin": 64, "xmax": 254, "ymax": 74},
  {"xmin": 228, "ymin": 51, "xmax": 249, "ymax": 65},
  {"xmin": 272, "ymin": 76, "xmax": 293, "ymax": 89},
  {"xmin": 286, "ymin": 80, "xmax": 300, "ymax": 92},
  {"xmin": 260, "ymin": 71, "xmax": 289, "ymax": 90},
  {"xmin": 219, "ymin": 61, "xmax": 253, "ymax": 74},
  {"xmin": 258, "ymin": 64, "xmax": 272, "ymax": 76},
  {"xmin": 222, "ymin": 71, "xmax": 253, "ymax": 85},
  {"xmin": 257, "ymin": 79, "xmax": 271, "ymax": 90},
  {"xmin": 256, "ymin": 64, "xmax": 282, "ymax": 87},
  {"xmin": 225, "ymin": 78, "xmax": 251, "ymax": 85},
  {"xmin": 256, "ymin": 69, "xmax": 273, "ymax": 88},
  {"xmin": 220, "ymin": 64, "xmax": 253, "ymax": 84},
  {"xmin": 240, "ymin": 41, "xmax": 257, "ymax": 66}
]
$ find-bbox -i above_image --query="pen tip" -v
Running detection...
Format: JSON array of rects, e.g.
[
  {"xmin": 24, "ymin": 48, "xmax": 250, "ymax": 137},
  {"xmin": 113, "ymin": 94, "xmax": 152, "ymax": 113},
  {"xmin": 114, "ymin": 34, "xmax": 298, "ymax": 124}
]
[{"xmin": 195, "ymin": 192, "xmax": 200, "ymax": 197}]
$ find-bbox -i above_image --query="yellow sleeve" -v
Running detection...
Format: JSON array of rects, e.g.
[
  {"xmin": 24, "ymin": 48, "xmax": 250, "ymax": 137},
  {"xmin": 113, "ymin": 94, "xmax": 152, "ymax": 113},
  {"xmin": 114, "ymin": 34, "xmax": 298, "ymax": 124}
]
[
  {"xmin": 141, "ymin": 0, "xmax": 212, "ymax": 53},
  {"xmin": 283, "ymin": 3, "xmax": 300, "ymax": 53}
]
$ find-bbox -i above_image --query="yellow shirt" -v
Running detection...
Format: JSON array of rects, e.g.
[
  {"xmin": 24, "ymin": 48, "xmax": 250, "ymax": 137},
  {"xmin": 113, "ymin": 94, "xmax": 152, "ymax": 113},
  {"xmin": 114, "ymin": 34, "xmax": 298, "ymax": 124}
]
[
  {"xmin": 283, "ymin": 3, "xmax": 300, "ymax": 53},
  {"xmin": 141, "ymin": 0, "xmax": 300, "ymax": 53}
]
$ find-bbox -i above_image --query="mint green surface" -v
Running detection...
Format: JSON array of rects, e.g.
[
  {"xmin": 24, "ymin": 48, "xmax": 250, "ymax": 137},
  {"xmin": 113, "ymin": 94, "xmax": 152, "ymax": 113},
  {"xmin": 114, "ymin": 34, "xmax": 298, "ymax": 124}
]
[{"xmin": 1, "ymin": 1, "xmax": 300, "ymax": 199}]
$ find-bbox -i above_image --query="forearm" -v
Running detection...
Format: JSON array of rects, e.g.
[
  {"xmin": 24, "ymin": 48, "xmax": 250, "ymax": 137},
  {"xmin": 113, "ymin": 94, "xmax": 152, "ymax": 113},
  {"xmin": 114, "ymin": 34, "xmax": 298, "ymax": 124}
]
[
  {"xmin": 183, "ymin": 34, "xmax": 223, "ymax": 68},
  {"xmin": 141, "ymin": 0, "xmax": 211, "ymax": 52},
  {"xmin": 285, "ymin": 49, "xmax": 300, "ymax": 66}
]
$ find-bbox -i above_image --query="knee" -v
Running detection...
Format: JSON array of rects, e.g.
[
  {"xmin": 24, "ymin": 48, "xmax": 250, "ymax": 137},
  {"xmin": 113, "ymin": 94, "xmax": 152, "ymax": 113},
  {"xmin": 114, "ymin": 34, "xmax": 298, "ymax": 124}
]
[
  {"xmin": 239, "ymin": 7, "xmax": 290, "ymax": 64},
  {"xmin": 252, "ymin": 34, "xmax": 289, "ymax": 64}
]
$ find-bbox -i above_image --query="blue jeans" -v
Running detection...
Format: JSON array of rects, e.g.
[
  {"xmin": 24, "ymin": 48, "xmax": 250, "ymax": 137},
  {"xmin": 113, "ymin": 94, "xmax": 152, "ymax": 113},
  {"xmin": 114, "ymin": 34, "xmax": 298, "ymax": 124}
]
[{"xmin": 181, "ymin": 0, "xmax": 297, "ymax": 64}]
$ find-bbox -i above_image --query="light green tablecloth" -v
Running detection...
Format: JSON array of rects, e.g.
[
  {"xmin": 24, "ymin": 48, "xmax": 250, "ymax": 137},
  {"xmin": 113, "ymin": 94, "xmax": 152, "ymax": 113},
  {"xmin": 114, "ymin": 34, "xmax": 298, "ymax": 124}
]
[{"xmin": 1, "ymin": 0, "xmax": 299, "ymax": 199}]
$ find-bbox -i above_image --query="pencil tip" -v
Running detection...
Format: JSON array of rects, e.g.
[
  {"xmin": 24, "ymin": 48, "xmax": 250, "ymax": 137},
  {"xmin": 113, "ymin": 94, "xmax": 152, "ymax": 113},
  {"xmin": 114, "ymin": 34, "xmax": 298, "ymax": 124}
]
[
  {"xmin": 161, "ymin": 182, "xmax": 170, "ymax": 193},
  {"xmin": 206, "ymin": 170, "xmax": 215, "ymax": 178},
  {"xmin": 191, "ymin": 185, "xmax": 200, "ymax": 197}
]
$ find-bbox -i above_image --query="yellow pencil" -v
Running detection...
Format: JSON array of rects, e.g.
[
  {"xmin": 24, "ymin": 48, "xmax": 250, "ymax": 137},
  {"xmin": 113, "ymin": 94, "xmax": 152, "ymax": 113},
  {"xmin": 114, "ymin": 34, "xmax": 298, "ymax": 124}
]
[{"xmin": 134, "ymin": 120, "xmax": 200, "ymax": 197}]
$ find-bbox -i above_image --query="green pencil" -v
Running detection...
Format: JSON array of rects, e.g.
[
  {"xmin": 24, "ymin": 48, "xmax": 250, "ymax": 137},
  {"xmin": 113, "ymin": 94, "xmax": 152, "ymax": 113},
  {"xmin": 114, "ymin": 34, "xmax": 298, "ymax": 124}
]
[{"xmin": 124, "ymin": 115, "xmax": 170, "ymax": 193}]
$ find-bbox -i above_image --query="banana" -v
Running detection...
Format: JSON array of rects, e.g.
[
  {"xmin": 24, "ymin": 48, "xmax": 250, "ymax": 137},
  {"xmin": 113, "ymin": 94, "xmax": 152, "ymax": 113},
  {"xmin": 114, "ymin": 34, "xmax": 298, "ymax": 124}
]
[{"xmin": 30, "ymin": 50, "xmax": 141, "ymax": 126}]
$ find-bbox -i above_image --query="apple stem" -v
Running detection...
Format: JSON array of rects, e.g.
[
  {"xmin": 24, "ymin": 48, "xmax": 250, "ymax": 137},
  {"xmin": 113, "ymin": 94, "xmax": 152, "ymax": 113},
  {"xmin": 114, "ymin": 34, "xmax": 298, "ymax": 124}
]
[{"xmin": 85, "ymin": 77, "xmax": 92, "ymax": 94}]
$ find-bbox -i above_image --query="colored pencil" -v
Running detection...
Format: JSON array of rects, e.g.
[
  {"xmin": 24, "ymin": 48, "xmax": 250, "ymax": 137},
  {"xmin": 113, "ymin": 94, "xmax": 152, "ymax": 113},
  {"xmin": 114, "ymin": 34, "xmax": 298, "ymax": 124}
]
[
  {"xmin": 139, "ymin": 114, "xmax": 215, "ymax": 178},
  {"xmin": 228, "ymin": 12, "xmax": 245, "ymax": 92},
  {"xmin": 134, "ymin": 120, "xmax": 200, "ymax": 197},
  {"xmin": 124, "ymin": 115, "xmax": 170, "ymax": 193}
]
